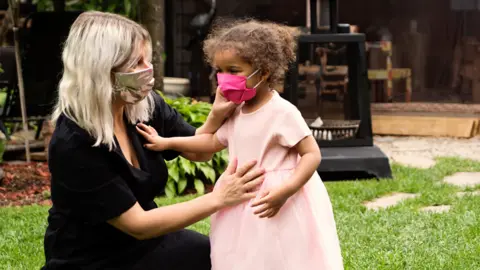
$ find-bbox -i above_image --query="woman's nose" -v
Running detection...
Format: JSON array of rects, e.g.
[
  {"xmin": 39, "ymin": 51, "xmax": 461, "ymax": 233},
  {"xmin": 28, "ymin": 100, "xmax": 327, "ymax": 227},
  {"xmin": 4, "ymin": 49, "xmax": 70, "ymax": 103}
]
[
  {"xmin": 141, "ymin": 61, "xmax": 150, "ymax": 69},
  {"xmin": 134, "ymin": 61, "xmax": 150, "ymax": 71}
]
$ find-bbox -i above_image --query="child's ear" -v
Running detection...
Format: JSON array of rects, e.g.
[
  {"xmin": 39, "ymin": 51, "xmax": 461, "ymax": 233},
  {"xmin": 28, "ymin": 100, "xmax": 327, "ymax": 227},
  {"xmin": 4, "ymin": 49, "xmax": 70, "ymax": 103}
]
[{"xmin": 261, "ymin": 70, "xmax": 270, "ymax": 82}]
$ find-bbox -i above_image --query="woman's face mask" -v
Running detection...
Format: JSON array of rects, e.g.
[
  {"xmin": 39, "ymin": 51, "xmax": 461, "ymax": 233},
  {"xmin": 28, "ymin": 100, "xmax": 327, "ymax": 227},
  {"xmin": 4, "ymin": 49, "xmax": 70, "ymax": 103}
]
[
  {"xmin": 113, "ymin": 65, "xmax": 155, "ymax": 104},
  {"xmin": 216, "ymin": 69, "xmax": 263, "ymax": 104}
]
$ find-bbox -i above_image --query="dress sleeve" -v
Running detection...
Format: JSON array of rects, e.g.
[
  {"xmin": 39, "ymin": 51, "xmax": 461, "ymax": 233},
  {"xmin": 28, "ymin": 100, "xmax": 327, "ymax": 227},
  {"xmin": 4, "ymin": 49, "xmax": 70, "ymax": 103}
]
[
  {"xmin": 150, "ymin": 92, "xmax": 196, "ymax": 160},
  {"xmin": 276, "ymin": 107, "xmax": 312, "ymax": 148},
  {"xmin": 50, "ymin": 142, "xmax": 137, "ymax": 224}
]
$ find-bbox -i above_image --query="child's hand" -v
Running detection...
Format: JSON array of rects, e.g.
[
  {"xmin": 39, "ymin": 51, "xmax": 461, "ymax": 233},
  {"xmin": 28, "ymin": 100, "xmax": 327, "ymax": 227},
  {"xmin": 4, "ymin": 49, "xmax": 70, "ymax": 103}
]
[
  {"xmin": 136, "ymin": 123, "xmax": 170, "ymax": 151},
  {"xmin": 251, "ymin": 187, "xmax": 292, "ymax": 218}
]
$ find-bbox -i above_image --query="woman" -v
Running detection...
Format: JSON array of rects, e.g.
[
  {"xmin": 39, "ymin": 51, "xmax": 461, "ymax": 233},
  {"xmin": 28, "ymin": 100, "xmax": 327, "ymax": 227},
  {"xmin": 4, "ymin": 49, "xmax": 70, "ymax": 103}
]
[{"xmin": 42, "ymin": 11, "xmax": 264, "ymax": 270}]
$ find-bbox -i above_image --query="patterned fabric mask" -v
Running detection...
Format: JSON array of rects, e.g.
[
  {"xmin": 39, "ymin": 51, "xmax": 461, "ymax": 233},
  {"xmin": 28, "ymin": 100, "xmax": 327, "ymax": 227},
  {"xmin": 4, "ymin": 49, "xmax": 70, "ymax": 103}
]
[{"xmin": 113, "ymin": 66, "xmax": 155, "ymax": 104}]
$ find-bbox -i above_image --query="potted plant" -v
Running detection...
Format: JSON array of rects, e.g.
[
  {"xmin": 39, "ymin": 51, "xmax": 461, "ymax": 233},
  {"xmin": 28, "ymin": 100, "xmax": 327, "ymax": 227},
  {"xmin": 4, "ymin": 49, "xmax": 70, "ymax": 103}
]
[{"xmin": 163, "ymin": 77, "xmax": 190, "ymax": 97}]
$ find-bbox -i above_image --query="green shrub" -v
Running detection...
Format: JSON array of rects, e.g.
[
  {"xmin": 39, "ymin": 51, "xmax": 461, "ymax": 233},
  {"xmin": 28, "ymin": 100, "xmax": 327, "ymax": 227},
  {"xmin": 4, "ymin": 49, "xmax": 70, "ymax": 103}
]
[{"xmin": 160, "ymin": 92, "xmax": 228, "ymax": 197}]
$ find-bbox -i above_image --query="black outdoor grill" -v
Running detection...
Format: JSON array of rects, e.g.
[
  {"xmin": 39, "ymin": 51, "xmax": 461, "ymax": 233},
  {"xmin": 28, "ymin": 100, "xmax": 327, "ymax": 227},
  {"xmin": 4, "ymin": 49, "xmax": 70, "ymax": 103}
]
[{"xmin": 282, "ymin": 0, "xmax": 392, "ymax": 179}]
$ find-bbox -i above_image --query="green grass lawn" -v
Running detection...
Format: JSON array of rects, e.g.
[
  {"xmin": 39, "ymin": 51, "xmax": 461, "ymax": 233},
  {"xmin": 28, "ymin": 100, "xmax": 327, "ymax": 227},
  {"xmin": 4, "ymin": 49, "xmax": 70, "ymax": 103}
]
[{"xmin": 1, "ymin": 157, "xmax": 480, "ymax": 269}]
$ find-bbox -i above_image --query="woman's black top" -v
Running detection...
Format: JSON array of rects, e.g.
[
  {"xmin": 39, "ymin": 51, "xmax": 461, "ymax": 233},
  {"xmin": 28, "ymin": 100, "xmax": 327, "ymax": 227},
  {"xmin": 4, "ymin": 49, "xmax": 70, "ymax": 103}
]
[{"xmin": 42, "ymin": 92, "xmax": 211, "ymax": 270}]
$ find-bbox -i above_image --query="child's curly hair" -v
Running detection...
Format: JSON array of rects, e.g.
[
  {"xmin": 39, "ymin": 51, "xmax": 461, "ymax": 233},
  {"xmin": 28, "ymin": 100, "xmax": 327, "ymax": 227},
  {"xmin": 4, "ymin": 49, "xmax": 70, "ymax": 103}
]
[{"xmin": 203, "ymin": 19, "xmax": 300, "ymax": 85}]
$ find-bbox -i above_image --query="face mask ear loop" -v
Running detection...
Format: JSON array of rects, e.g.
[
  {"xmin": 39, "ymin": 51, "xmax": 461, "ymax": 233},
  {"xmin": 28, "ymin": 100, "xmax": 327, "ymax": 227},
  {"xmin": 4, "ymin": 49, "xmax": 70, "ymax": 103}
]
[
  {"xmin": 246, "ymin": 69, "xmax": 261, "ymax": 80},
  {"xmin": 114, "ymin": 66, "xmax": 153, "ymax": 76},
  {"xmin": 247, "ymin": 69, "xmax": 262, "ymax": 89},
  {"xmin": 252, "ymin": 78, "xmax": 264, "ymax": 89}
]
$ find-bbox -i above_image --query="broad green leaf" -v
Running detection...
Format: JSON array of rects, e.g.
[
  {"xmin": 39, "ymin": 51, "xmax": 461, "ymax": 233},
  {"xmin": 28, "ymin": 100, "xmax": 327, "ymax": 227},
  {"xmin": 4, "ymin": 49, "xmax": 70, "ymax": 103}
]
[
  {"xmin": 221, "ymin": 150, "xmax": 229, "ymax": 162},
  {"xmin": 194, "ymin": 179, "xmax": 205, "ymax": 195},
  {"xmin": 180, "ymin": 157, "xmax": 196, "ymax": 176},
  {"xmin": 212, "ymin": 153, "xmax": 220, "ymax": 165},
  {"xmin": 178, "ymin": 178, "xmax": 188, "ymax": 194},
  {"xmin": 196, "ymin": 115, "xmax": 208, "ymax": 124},
  {"xmin": 165, "ymin": 179, "xmax": 177, "ymax": 198},
  {"xmin": 165, "ymin": 186, "xmax": 175, "ymax": 198},
  {"xmin": 178, "ymin": 162, "xmax": 185, "ymax": 176},
  {"xmin": 168, "ymin": 161, "xmax": 180, "ymax": 183},
  {"xmin": 199, "ymin": 163, "xmax": 216, "ymax": 184},
  {"xmin": 179, "ymin": 108, "xmax": 191, "ymax": 117},
  {"xmin": 189, "ymin": 112, "xmax": 198, "ymax": 123},
  {"xmin": 165, "ymin": 159, "xmax": 175, "ymax": 166},
  {"xmin": 161, "ymin": 95, "xmax": 228, "ymax": 182}
]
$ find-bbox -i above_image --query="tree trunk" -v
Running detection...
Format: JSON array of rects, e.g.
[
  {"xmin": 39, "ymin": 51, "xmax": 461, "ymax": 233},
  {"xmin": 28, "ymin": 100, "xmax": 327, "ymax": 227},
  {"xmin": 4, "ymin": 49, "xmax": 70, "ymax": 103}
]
[{"xmin": 139, "ymin": 0, "xmax": 165, "ymax": 91}]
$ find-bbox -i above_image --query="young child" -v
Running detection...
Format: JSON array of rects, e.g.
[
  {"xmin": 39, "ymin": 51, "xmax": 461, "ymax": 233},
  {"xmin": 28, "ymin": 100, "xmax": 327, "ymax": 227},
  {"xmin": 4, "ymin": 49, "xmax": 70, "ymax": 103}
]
[{"xmin": 137, "ymin": 19, "xmax": 343, "ymax": 270}]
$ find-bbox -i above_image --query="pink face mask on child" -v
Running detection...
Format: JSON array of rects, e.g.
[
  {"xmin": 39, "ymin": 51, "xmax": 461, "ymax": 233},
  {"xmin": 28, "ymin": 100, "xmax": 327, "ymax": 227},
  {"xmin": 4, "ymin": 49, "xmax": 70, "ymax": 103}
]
[{"xmin": 217, "ymin": 69, "xmax": 264, "ymax": 104}]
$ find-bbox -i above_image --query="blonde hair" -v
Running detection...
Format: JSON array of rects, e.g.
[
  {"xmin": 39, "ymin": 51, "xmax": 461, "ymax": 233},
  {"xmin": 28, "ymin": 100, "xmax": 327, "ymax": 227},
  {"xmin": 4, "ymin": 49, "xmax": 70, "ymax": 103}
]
[{"xmin": 51, "ymin": 11, "xmax": 154, "ymax": 150}]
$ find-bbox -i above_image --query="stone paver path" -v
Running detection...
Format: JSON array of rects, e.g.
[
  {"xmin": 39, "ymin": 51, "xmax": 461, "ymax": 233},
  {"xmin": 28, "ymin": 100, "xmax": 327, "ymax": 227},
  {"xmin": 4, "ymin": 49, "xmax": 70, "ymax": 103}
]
[
  {"xmin": 420, "ymin": 205, "xmax": 451, "ymax": 213},
  {"xmin": 443, "ymin": 172, "xmax": 480, "ymax": 188},
  {"xmin": 374, "ymin": 136, "xmax": 480, "ymax": 162},
  {"xmin": 391, "ymin": 155, "xmax": 436, "ymax": 169},
  {"xmin": 456, "ymin": 190, "xmax": 480, "ymax": 197},
  {"xmin": 364, "ymin": 192, "xmax": 419, "ymax": 210}
]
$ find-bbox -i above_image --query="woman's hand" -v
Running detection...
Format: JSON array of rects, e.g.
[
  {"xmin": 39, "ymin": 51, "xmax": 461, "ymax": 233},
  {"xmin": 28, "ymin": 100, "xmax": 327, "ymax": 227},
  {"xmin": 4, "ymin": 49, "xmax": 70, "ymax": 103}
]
[
  {"xmin": 136, "ymin": 123, "xmax": 170, "ymax": 151},
  {"xmin": 251, "ymin": 187, "xmax": 294, "ymax": 218},
  {"xmin": 109, "ymin": 158, "xmax": 264, "ymax": 240},
  {"xmin": 212, "ymin": 158, "xmax": 265, "ymax": 208},
  {"xmin": 211, "ymin": 86, "xmax": 237, "ymax": 119},
  {"xmin": 195, "ymin": 87, "xmax": 237, "ymax": 136}
]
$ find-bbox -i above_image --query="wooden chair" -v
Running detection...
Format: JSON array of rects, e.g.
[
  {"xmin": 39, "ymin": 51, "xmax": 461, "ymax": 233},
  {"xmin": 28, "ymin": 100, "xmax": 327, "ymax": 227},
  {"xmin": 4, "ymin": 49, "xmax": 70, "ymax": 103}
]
[{"xmin": 366, "ymin": 41, "xmax": 412, "ymax": 102}]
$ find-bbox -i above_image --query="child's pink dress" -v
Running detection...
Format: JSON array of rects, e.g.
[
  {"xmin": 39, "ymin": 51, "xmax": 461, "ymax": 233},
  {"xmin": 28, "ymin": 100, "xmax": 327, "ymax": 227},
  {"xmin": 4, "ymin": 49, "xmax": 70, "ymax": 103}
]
[{"xmin": 210, "ymin": 91, "xmax": 344, "ymax": 270}]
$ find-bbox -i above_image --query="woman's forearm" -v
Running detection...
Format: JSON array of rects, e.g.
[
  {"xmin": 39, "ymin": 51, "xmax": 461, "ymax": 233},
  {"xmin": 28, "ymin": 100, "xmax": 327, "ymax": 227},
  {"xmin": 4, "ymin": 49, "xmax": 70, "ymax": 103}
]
[
  {"xmin": 138, "ymin": 193, "xmax": 221, "ymax": 239},
  {"xmin": 110, "ymin": 193, "xmax": 222, "ymax": 240}
]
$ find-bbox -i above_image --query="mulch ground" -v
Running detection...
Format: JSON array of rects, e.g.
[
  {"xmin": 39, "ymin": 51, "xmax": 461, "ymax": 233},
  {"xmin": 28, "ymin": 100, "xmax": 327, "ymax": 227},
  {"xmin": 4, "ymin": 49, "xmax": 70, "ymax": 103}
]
[
  {"xmin": 0, "ymin": 161, "xmax": 210, "ymax": 207},
  {"xmin": 0, "ymin": 162, "xmax": 52, "ymax": 207}
]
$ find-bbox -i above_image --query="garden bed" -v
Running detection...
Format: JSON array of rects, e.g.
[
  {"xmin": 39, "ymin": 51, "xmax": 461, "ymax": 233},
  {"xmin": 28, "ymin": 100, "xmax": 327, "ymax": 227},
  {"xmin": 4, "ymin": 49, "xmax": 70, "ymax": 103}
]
[
  {"xmin": 0, "ymin": 162, "xmax": 51, "ymax": 207},
  {"xmin": 0, "ymin": 161, "xmax": 213, "ymax": 207}
]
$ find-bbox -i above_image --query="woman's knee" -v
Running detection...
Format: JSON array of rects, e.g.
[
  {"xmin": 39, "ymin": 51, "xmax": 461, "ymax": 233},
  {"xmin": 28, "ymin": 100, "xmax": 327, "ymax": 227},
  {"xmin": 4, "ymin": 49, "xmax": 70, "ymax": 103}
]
[
  {"xmin": 162, "ymin": 230, "xmax": 211, "ymax": 269},
  {"xmin": 176, "ymin": 230, "xmax": 211, "ymax": 261}
]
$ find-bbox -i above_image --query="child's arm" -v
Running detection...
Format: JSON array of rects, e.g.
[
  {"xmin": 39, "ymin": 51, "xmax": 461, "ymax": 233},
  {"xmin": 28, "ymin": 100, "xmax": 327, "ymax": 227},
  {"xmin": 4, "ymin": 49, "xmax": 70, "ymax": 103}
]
[
  {"xmin": 136, "ymin": 123, "xmax": 225, "ymax": 153},
  {"xmin": 251, "ymin": 135, "xmax": 321, "ymax": 218},
  {"xmin": 282, "ymin": 135, "xmax": 321, "ymax": 193}
]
